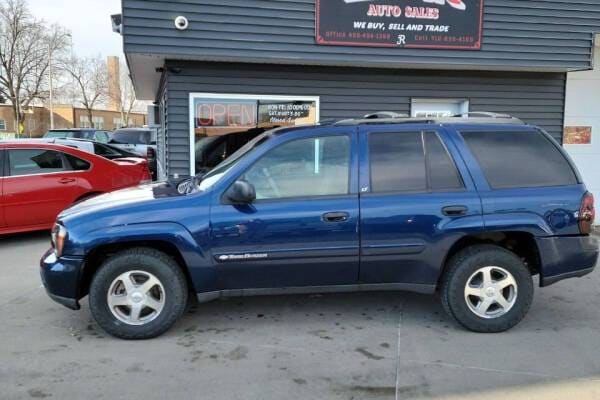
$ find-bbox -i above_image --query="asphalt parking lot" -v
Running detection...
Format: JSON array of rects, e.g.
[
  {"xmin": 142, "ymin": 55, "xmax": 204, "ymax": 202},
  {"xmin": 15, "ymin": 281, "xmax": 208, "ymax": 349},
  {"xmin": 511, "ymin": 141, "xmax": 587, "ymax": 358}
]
[{"xmin": 1, "ymin": 232, "xmax": 599, "ymax": 400}]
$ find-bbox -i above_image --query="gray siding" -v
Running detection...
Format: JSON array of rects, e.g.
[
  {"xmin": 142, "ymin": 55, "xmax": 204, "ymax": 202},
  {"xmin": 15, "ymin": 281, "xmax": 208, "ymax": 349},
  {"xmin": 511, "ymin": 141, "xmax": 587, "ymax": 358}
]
[
  {"xmin": 123, "ymin": 0, "xmax": 600, "ymax": 72},
  {"xmin": 164, "ymin": 61, "xmax": 565, "ymax": 178}
]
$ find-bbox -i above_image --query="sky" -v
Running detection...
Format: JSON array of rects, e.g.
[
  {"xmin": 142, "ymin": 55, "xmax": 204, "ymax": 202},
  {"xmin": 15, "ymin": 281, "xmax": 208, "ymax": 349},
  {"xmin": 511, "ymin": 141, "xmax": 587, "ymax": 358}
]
[{"xmin": 28, "ymin": 0, "xmax": 123, "ymax": 58}]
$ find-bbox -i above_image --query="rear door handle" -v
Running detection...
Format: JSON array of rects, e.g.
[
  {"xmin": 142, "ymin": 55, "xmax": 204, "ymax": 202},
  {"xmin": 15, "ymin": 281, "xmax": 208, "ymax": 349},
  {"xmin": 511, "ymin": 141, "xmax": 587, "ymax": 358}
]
[
  {"xmin": 323, "ymin": 212, "xmax": 350, "ymax": 223},
  {"xmin": 59, "ymin": 178, "xmax": 76, "ymax": 184},
  {"xmin": 442, "ymin": 205, "xmax": 468, "ymax": 217}
]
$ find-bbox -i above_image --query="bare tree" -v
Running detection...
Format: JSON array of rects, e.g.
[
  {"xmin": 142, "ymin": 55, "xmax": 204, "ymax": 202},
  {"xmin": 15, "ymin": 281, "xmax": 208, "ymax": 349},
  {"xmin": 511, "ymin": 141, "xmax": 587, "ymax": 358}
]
[
  {"xmin": 0, "ymin": 0, "xmax": 69, "ymax": 135},
  {"xmin": 112, "ymin": 62, "xmax": 139, "ymax": 127},
  {"xmin": 61, "ymin": 55, "xmax": 108, "ymax": 127}
]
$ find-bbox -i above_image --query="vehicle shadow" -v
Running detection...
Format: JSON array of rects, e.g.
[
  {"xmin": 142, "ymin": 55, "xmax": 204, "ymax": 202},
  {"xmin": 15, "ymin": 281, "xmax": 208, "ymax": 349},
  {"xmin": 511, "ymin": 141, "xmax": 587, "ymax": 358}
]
[
  {"xmin": 0, "ymin": 230, "xmax": 50, "ymax": 250},
  {"xmin": 175, "ymin": 290, "xmax": 445, "ymax": 333}
]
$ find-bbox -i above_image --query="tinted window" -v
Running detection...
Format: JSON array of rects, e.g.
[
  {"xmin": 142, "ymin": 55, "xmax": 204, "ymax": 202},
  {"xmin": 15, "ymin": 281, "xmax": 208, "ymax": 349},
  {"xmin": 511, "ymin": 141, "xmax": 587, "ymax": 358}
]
[
  {"xmin": 243, "ymin": 135, "xmax": 350, "ymax": 200},
  {"xmin": 9, "ymin": 149, "xmax": 65, "ymax": 176},
  {"xmin": 111, "ymin": 130, "xmax": 151, "ymax": 145},
  {"xmin": 461, "ymin": 131, "xmax": 578, "ymax": 189},
  {"xmin": 64, "ymin": 154, "xmax": 91, "ymax": 171},
  {"xmin": 425, "ymin": 132, "xmax": 463, "ymax": 190},
  {"xmin": 94, "ymin": 143, "xmax": 121, "ymax": 157},
  {"xmin": 369, "ymin": 132, "xmax": 427, "ymax": 192}
]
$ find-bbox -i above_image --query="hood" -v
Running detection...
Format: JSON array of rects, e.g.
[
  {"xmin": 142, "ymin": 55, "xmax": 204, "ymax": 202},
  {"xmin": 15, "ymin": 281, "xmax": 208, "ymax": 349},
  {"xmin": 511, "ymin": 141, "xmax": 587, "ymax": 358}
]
[{"xmin": 59, "ymin": 182, "xmax": 182, "ymax": 220}]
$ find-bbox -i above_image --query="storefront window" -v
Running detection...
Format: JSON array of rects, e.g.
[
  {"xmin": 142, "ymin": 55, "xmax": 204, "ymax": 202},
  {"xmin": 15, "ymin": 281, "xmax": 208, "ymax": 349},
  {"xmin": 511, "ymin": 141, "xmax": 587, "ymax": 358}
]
[{"xmin": 190, "ymin": 94, "xmax": 319, "ymax": 175}]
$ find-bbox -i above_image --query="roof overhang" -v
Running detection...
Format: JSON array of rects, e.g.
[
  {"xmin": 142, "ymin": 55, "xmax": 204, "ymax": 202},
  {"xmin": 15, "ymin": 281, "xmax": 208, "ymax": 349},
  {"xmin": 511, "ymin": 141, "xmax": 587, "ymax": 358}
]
[{"xmin": 127, "ymin": 52, "xmax": 588, "ymax": 101}]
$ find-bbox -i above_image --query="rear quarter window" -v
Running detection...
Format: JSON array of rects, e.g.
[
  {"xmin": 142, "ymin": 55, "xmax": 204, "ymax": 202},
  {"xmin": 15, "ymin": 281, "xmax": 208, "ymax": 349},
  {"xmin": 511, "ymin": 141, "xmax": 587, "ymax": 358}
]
[
  {"xmin": 64, "ymin": 154, "xmax": 91, "ymax": 171},
  {"xmin": 461, "ymin": 130, "xmax": 578, "ymax": 189}
]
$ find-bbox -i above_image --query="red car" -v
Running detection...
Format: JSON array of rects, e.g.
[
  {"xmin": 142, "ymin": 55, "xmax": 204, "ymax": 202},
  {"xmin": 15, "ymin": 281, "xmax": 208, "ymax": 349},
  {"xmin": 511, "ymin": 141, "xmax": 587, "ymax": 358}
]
[{"xmin": 0, "ymin": 142, "xmax": 151, "ymax": 235}]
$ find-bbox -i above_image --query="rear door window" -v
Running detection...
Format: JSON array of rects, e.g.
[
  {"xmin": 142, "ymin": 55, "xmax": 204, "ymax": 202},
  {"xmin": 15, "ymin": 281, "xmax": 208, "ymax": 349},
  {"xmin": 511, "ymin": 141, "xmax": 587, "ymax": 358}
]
[
  {"xmin": 8, "ymin": 149, "xmax": 66, "ymax": 176},
  {"xmin": 425, "ymin": 132, "xmax": 463, "ymax": 190},
  {"xmin": 368, "ymin": 131, "xmax": 464, "ymax": 193},
  {"xmin": 461, "ymin": 130, "xmax": 578, "ymax": 189},
  {"xmin": 369, "ymin": 131, "xmax": 426, "ymax": 193}
]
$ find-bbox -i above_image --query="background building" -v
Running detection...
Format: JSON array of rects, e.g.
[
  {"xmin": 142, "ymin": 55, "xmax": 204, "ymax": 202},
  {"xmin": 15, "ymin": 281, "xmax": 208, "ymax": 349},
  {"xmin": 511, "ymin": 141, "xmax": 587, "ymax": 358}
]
[
  {"xmin": 0, "ymin": 104, "xmax": 147, "ymax": 139},
  {"xmin": 116, "ymin": 0, "xmax": 600, "ymax": 180}
]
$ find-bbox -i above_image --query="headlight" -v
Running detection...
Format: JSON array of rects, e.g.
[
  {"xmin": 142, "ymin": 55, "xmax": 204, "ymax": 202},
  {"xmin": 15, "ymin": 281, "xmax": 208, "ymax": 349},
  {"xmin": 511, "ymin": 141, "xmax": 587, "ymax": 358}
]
[{"xmin": 51, "ymin": 223, "xmax": 68, "ymax": 257}]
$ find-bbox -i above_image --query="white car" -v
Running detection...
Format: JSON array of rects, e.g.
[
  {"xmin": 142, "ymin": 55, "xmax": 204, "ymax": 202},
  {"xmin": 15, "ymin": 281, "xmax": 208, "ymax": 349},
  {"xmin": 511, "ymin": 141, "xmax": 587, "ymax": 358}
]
[{"xmin": 109, "ymin": 128, "xmax": 158, "ymax": 179}]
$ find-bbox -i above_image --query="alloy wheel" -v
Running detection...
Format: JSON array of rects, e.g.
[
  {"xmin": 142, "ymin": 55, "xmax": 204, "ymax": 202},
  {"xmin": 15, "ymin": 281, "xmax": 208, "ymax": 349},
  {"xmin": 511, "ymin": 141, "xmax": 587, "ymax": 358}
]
[
  {"xmin": 107, "ymin": 271, "xmax": 166, "ymax": 326},
  {"xmin": 464, "ymin": 266, "xmax": 518, "ymax": 319}
]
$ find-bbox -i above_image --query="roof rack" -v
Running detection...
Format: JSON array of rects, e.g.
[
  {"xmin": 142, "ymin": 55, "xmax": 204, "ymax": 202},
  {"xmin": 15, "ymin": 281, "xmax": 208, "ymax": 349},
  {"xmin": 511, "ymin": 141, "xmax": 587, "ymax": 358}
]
[
  {"xmin": 363, "ymin": 111, "xmax": 409, "ymax": 119},
  {"xmin": 452, "ymin": 111, "xmax": 518, "ymax": 120},
  {"xmin": 333, "ymin": 111, "xmax": 524, "ymax": 126}
]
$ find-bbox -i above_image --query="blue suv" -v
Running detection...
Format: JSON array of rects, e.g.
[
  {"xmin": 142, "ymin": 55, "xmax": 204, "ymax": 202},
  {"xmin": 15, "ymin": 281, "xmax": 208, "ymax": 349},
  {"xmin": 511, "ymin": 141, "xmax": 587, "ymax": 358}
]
[{"xmin": 40, "ymin": 115, "xmax": 598, "ymax": 339}]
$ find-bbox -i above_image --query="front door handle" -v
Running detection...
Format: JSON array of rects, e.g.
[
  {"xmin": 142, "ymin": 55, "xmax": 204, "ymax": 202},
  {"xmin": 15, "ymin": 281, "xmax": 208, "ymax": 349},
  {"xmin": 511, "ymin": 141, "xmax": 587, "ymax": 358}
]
[
  {"xmin": 59, "ymin": 178, "xmax": 76, "ymax": 184},
  {"xmin": 442, "ymin": 205, "xmax": 468, "ymax": 217},
  {"xmin": 323, "ymin": 212, "xmax": 350, "ymax": 223}
]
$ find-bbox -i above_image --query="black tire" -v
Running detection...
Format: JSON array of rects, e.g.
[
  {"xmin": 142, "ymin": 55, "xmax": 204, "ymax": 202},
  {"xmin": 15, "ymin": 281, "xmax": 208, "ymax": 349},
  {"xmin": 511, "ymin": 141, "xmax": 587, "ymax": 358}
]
[
  {"xmin": 89, "ymin": 247, "xmax": 188, "ymax": 339},
  {"xmin": 440, "ymin": 244, "xmax": 534, "ymax": 333}
]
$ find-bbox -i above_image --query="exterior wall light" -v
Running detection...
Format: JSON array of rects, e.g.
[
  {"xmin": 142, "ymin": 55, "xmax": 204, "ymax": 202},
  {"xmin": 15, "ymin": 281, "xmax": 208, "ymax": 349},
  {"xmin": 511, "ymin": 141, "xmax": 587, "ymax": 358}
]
[{"xmin": 174, "ymin": 16, "xmax": 189, "ymax": 31}]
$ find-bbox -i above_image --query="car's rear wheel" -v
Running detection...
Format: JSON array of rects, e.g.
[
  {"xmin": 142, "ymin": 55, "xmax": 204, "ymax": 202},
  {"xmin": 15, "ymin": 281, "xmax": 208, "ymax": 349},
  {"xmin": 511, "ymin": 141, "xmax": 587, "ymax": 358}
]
[
  {"xmin": 89, "ymin": 248, "xmax": 188, "ymax": 339},
  {"xmin": 440, "ymin": 245, "xmax": 534, "ymax": 333}
]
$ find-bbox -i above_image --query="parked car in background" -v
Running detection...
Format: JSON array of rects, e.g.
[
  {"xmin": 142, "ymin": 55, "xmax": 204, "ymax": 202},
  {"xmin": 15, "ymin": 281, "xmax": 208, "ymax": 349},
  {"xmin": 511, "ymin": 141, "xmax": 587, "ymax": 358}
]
[
  {"xmin": 40, "ymin": 114, "xmax": 597, "ymax": 339},
  {"xmin": 110, "ymin": 128, "xmax": 157, "ymax": 179},
  {"xmin": 44, "ymin": 129, "xmax": 112, "ymax": 143},
  {"xmin": 195, "ymin": 128, "xmax": 265, "ymax": 174},
  {"xmin": 0, "ymin": 142, "xmax": 151, "ymax": 235}
]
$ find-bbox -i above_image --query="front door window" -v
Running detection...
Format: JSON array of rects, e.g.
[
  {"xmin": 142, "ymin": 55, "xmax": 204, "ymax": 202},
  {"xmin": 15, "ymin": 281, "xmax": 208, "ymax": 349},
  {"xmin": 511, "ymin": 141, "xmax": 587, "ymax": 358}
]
[
  {"xmin": 243, "ymin": 135, "xmax": 350, "ymax": 200},
  {"xmin": 8, "ymin": 149, "xmax": 66, "ymax": 176}
]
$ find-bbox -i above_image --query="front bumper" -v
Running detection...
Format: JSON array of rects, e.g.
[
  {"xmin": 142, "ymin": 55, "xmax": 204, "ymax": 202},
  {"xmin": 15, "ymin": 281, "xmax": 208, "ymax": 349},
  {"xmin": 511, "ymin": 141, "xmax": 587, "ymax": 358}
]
[
  {"xmin": 536, "ymin": 235, "xmax": 599, "ymax": 287},
  {"xmin": 40, "ymin": 249, "xmax": 85, "ymax": 310}
]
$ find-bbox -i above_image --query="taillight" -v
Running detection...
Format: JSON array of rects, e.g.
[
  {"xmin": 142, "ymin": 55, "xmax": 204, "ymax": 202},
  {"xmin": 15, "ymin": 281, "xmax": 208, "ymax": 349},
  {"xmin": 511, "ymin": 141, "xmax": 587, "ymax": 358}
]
[
  {"xmin": 147, "ymin": 147, "xmax": 156, "ymax": 159},
  {"xmin": 579, "ymin": 192, "xmax": 595, "ymax": 234}
]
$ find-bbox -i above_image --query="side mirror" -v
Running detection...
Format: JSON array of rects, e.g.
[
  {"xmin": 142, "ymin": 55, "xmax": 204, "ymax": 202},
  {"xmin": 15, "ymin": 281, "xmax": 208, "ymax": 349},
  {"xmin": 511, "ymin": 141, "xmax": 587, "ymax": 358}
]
[{"xmin": 225, "ymin": 180, "xmax": 256, "ymax": 204}]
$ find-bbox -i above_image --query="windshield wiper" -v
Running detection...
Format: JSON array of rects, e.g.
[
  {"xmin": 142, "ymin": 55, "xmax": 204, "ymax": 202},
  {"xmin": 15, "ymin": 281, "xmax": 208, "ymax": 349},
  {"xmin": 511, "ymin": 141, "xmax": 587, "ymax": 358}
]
[{"xmin": 176, "ymin": 172, "xmax": 206, "ymax": 195}]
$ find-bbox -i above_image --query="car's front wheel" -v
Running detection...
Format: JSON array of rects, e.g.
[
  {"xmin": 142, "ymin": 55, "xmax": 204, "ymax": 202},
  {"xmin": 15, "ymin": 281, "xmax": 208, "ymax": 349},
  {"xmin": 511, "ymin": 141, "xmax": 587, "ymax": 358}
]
[
  {"xmin": 89, "ymin": 248, "xmax": 188, "ymax": 339},
  {"xmin": 440, "ymin": 245, "xmax": 534, "ymax": 333}
]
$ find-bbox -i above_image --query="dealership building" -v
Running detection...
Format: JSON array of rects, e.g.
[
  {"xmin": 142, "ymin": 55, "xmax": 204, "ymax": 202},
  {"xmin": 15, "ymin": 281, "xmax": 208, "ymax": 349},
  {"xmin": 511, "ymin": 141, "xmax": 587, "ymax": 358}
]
[{"xmin": 115, "ymin": 0, "xmax": 600, "ymax": 197}]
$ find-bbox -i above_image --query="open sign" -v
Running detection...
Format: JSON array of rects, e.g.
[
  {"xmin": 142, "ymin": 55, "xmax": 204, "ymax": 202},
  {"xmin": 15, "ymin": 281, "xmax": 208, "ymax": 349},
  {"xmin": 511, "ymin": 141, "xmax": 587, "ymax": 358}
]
[{"xmin": 195, "ymin": 100, "xmax": 257, "ymax": 128}]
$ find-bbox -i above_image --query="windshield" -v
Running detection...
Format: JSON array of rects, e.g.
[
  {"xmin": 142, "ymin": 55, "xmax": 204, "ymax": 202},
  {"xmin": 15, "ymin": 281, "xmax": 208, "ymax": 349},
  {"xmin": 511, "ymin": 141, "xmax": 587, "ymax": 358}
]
[
  {"xmin": 197, "ymin": 132, "xmax": 271, "ymax": 192},
  {"xmin": 45, "ymin": 131, "xmax": 79, "ymax": 138}
]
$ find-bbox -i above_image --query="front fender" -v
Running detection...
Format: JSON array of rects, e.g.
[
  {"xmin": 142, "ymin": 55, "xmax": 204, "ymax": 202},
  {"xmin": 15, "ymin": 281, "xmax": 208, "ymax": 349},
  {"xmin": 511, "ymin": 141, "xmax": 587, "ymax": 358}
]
[{"xmin": 66, "ymin": 222, "xmax": 215, "ymax": 293}]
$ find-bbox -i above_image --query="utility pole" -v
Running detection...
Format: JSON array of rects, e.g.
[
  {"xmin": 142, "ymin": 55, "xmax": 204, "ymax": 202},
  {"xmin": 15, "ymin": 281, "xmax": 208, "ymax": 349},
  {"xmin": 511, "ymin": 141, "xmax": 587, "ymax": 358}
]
[{"xmin": 48, "ymin": 43, "xmax": 54, "ymax": 130}]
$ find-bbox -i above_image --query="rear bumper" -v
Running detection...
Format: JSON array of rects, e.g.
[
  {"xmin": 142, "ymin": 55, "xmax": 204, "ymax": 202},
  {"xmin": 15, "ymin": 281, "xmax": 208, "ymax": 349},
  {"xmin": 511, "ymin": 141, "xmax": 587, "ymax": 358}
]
[
  {"xmin": 40, "ymin": 249, "xmax": 84, "ymax": 310},
  {"xmin": 536, "ymin": 235, "xmax": 599, "ymax": 287}
]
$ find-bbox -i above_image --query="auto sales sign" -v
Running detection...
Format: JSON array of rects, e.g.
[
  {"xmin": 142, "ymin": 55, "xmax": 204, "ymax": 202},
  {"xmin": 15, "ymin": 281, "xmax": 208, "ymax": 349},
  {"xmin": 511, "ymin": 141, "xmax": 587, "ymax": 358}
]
[{"xmin": 316, "ymin": 0, "xmax": 484, "ymax": 49}]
